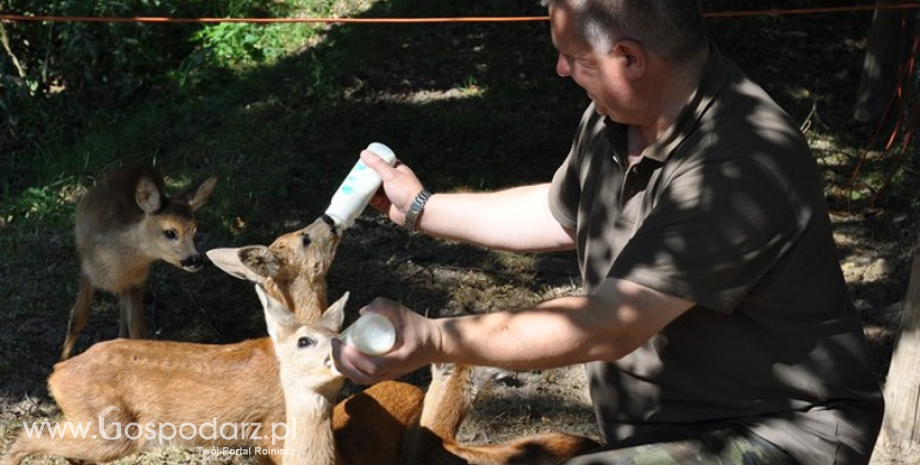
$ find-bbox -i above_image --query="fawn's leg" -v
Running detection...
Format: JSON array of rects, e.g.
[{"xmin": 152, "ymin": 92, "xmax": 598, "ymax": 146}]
[
  {"xmin": 399, "ymin": 364, "xmax": 508, "ymax": 465},
  {"xmin": 119, "ymin": 283, "xmax": 147, "ymax": 339},
  {"xmin": 3, "ymin": 422, "xmax": 138, "ymax": 465},
  {"xmin": 403, "ymin": 364, "xmax": 600, "ymax": 465},
  {"xmin": 61, "ymin": 276, "xmax": 95, "ymax": 360}
]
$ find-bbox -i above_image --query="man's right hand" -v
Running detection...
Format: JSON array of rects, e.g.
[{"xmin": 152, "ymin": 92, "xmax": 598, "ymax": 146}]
[
  {"xmin": 331, "ymin": 297, "xmax": 440, "ymax": 385},
  {"xmin": 361, "ymin": 149, "xmax": 426, "ymax": 228}
]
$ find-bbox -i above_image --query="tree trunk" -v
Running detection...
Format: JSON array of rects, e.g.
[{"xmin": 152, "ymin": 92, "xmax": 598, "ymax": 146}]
[
  {"xmin": 853, "ymin": 0, "xmax": 910, "ymax": 123},
  {"xmin": 877, "ymin": 253, "xmax": 920, "ymax": 451}
]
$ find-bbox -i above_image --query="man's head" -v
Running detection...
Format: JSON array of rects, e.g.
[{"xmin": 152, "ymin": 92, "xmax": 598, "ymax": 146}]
[
  {"xmin": 542, "ymin": 0, "xmax": 706, "ymax": 62},
  {"xmin": 544, "ymin": 0, "xmax": 708, "ymax": 123}
]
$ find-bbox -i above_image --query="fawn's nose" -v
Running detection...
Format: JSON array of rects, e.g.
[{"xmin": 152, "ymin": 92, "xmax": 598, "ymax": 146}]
[
  {"xmin": 181, "ymin": 254, "xmax": 204, "ymax": 272},
  {"xmin": 321, "ymin": 214, "xmax": 342, "ymax": 237}
]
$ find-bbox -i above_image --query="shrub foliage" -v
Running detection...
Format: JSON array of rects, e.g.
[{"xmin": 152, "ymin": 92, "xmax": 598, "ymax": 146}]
[{"xmin": 0, "ymin": 0, "xmax": 323, "ymax": 157}]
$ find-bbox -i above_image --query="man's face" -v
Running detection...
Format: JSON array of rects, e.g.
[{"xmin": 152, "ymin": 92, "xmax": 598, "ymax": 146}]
[{"xmin": 549, "ymin": 3, "xmax": 630, "ymax": 120}]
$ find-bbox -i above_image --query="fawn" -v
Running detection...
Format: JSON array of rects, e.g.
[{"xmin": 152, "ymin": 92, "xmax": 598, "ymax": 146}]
[
  {"xmin": 259, "ymin": 283, "xmax": 601, "ymax": 465},
  {"xmin": 257, "ymin": 283, "xmax": 347, "ymax": 464},
  {"xmin": 60, "ymin": 161, "xmax": 218, "ymax": 360}
]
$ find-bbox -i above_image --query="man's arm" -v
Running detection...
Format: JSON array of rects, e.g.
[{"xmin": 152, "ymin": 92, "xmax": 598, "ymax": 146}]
[
  {"xmin": 333, "ymin": 277, "xmax": 694, "ymax": 384},
  {"xmin": 419, "ymin": 184, "xmax": 575, "ymax": 252},
  {"xmin": 361, "ymin": 150, "xmax": 574, "ymax": 252}
]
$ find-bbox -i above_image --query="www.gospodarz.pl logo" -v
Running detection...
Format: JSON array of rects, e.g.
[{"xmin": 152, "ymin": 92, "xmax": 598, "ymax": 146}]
[{"xmin": 22, "ymin": 406, "xmax": 303, "ymax": 448}]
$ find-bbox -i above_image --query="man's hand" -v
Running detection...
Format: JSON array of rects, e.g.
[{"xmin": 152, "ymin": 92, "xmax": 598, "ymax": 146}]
[
  {"xmin": 361, "ymin": 150, "xmax": 425, "ymax": 228},
  {"xmin": 331, "ymin": 297, "xmax": 440, "ymax": 385}
]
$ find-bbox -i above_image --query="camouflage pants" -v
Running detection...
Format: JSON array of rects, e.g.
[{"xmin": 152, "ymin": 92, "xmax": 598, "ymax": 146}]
[{"xmin": 562, "ymin": 425, "xmax": 800, "ymax": 465}]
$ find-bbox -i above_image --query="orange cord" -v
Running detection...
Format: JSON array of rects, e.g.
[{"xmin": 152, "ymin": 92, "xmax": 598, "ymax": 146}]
[
  {"xmin": 846, "ymin": 23, "xmax": 919, "ymax": 211},
  {"xmin": 3, "ymin": 2, "xmax": 918, "ymax": 211},
  {"xmin": 866, "ymin": 32, "xmax": 919, "ymax": 208},
  {"xmin": 0, "ymin": 15, "xmax": 549, "ymax": 24},
  {"xmin": 703, "ymin": 3, "xmax": 920, "ymax": 19},
  {"xmin": 0, "ymin": 4, "xmax": 918, "ymax": 24}
]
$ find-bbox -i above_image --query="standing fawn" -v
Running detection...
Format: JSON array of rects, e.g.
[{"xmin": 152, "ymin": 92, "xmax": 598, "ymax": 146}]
[{"xmin": 61, "ymin": 161, "xmax": 218, "ymax": 360}]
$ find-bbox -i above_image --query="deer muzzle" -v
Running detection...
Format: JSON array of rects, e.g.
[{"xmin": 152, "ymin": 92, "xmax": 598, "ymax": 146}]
[{"xmin": 180, "ymin": 254, "xmax": 205, "ymax": 272}]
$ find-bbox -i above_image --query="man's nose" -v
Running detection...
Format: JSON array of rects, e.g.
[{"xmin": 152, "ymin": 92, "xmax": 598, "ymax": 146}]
[{"xmin": 556, "ymin": 54, "xmax": 571, "ymax": 77}]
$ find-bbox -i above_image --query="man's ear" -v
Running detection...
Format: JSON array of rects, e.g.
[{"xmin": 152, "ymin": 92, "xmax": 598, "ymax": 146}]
[{"xmin": 613, "ymin": 39, "xmax": 647, "ymax": 79}]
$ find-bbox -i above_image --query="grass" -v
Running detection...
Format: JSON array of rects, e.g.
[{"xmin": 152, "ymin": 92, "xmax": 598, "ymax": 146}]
[{"xmin": 1, "ymin": 0, "xmax": 919, "ymax": 463}]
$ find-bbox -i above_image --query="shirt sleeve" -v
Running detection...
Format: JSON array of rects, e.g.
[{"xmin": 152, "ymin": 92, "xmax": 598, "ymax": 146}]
[
  {"xmin": 549, "ymin": 103, "xmax": 605, "ymax": 230},
  {"xmin": 549, "ymin": 153, "xmax": 580, "ymax": 230}
]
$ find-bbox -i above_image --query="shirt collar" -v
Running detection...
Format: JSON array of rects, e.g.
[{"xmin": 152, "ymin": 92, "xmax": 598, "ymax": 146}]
[{"xmin": 604, "ymin": 42, "xmax": 730, "ymax": 163}]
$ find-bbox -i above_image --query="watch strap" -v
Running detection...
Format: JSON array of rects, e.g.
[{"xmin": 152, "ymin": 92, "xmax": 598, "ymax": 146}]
[{"xmin": 404, "ymin": 188, "xmax": 432, "ymax": 232}]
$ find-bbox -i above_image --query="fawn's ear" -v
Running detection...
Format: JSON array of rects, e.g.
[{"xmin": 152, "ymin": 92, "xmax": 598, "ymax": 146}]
[
  {"xmin": 322, "ymin": 292, "xmax": 348, "ymax": 333},
  {"xmin": 208, "ymin": 246, "xmax": 278, "ymax": 283},
  {"xmin": 238, "ymin": 246, "xmax": 282, "ymax": 279},
  {"xmin": 257, "ymin": 284, "xmax": 298, "ymax": 343},
  {"xmin": 182, "ymin": 175, "xmax": 218, "ymax": 211},
  {"xmin": 135, "ymin": 177, "xmax": 163, "ymax": 213}
]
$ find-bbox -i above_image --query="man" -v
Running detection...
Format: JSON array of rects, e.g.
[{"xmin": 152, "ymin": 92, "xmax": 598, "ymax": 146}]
[{"xmin": 332, "ymin": 1, "xmax": 885, "ymax": 464}]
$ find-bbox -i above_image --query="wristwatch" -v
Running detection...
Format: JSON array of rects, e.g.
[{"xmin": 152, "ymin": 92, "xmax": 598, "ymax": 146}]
[{"xmin": 404, "ymin": 188, "xmax": 432, "ymax": 233}]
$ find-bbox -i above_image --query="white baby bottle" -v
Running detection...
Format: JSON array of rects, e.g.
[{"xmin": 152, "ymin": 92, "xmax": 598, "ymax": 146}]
[
  {"xmin": 339, "ymin": 312, "xmax": 396, "ymax": 356},
  {"xmin": 324, "ymin": 142, "xmax": 397, "ymax": 229}
]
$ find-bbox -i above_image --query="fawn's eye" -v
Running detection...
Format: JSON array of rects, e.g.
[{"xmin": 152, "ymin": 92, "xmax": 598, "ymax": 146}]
[
  {"xmin": 163, "ymin": 229, "xmax": 178, "ymax": 240},
  {"xmin": 302, "ymin": 234, "xmax": 313, "ymax": 247},
  {"xmin": 298, "ymin": 336, "xmax": 316, "ymax": 348}
]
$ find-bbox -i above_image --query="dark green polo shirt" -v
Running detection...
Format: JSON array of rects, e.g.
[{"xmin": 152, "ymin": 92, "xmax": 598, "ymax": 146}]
[{"xmin": 548, "ymin": 47, "xmax": 884, "ymax": 465}]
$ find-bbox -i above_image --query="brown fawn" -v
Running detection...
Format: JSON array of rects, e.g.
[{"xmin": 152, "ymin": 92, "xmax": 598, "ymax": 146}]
[
  {"xmin": 4, "ymin": 215, "xmax": 597, "ymax": 464},
  {"xmin": 60, "ymin": 161, "xmax": 218, "ymax": 360},
  {"xmin": 259, "ymin": 282, "xmax": 600, "ymax": 465}
]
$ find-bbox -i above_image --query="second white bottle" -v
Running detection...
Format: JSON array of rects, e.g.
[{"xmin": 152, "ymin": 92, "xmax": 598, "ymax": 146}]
[{"xmin": 339, "ymin": 312, "xmax": 396, "ymax": 356}]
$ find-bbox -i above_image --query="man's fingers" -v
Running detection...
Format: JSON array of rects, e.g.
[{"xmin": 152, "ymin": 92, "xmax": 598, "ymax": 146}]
[
  {"xmin": 332, "ymin": 337, "xmax": 389, "ymax": 385},
  {"xmin": 360, "ymin": 150, "xmax": 396, "ymax": 179}
]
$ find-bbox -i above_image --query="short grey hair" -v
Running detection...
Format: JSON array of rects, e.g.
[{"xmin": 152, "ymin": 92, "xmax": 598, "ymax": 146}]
[{"xmin": 542, "ymin": 0, "xmax": 707, "ymax": 63}]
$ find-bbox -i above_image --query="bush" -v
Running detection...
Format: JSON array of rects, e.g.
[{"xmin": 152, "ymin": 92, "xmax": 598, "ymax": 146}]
[{"xmin": 0, "ymin": 0, "xmax": 322, "ymax": 161}]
